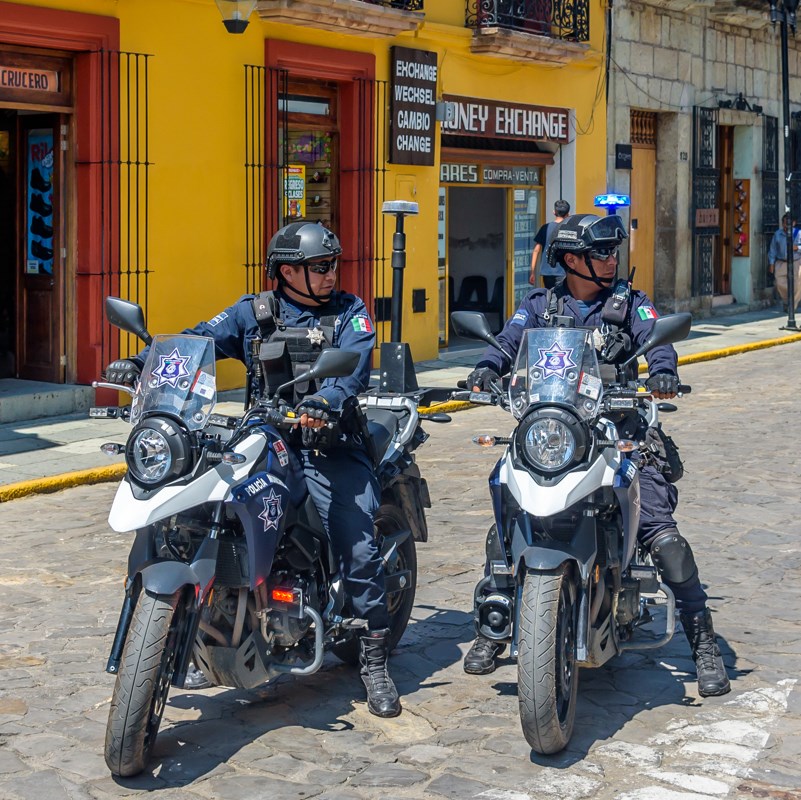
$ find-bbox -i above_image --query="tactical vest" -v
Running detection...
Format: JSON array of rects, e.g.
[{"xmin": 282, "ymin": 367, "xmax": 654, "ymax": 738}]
[
  {"xmin": 252, "ymin": 291, "xmax": 339, "ymax": 404},
  {"xmin": 544, "ymin": 278, "xmax": 637, "ymax": 380}
]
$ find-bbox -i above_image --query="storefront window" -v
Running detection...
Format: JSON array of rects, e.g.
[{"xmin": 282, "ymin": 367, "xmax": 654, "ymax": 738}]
[
  {"xmin": 513, "ymin": 189, "xmax": 540, "ymax": 307},
  {"xmin": 278, "ymin": 81, "xmax": 338, "ymax": 231}
]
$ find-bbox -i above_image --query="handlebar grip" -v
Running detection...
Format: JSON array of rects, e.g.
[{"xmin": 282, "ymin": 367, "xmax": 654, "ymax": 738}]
[
  {"xmin": 678, "ymin": 384, "xmax": 692, "ymax": 394},
  {"xmin": 456, "ymin": 379, "xmax": 468, "ymax": 389}
]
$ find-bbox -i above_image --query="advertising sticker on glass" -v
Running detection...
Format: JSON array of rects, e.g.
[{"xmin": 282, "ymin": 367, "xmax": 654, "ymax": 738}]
[
  {"xmin": 284, "ymin": 164, "xmax": 306, "ymax": 219},
  {"xmin": 26, "ymin": 129, "xmax": 54, "ymax": 275}
]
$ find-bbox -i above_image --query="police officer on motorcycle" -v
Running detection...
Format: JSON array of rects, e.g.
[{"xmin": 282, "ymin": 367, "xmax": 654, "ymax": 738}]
[
  {"xmin": 461, "ymin": 213, "xmax": 730, "ymax": 699},
  {"xmin": 104, "ymin": 221, "xmax": 401, "ymax": 717}
]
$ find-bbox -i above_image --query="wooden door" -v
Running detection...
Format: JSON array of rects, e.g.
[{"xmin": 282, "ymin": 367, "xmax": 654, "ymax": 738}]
[
  {"xmin": 17, "ymin": 113, "xmax": 63, "ymax": 382},
  {"xmin": 630, "ymin": 145, "xmax": 656, "ymax": 299}
]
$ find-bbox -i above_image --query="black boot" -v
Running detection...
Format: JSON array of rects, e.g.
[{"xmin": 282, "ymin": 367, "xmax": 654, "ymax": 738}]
[
  {"xmin": 183, "ymin": 661, "xmax": 211, "ymax": 690},
  {"xmin": 359, "ymin": 628, "xmax": 401, "ymax": 718},
  {"xmin": 680, "ymin": 608, "xmax": 731, "ymax": 697},
  {"xmin": 463, "ymin": 636, "xmax": 506, "ymax": 675}
]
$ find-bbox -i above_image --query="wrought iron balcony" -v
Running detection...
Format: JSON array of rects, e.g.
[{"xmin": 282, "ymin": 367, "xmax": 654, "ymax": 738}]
[
  {"xmin": 467, "ymin": 0, "xmax": 589, "ymax": 41},
  {"xmin": 256, "ymin": 0, "xmax": 424, "ymax": 38},
  {"xmin": 465, "ymin": 0, "xmax": 590, "ymax": 63}
]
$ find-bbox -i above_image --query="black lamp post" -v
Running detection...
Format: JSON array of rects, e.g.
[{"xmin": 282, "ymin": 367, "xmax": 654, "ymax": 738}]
[
  {"xmin": 214, "ymin": 0, "xmax": 257, "ymax": 33},
  {"xmin": 770, "ymin": 0, "xmax": 800, "ymax": 330}
]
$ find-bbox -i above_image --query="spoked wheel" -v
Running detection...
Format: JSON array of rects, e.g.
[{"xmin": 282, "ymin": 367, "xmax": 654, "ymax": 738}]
[
  {"xmin": 331, "ymin": 503, "xmax": 417, "ymax": 664},
  {"xmin": 517, "ymin": 564, "xmax": 579, "ymax": 754},
  {"xmin": 104, "ymin": 589, "xmax": 188, "ymax": 777}
]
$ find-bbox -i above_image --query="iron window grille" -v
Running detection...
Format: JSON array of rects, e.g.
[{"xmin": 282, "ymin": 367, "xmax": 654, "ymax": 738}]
[{"xmin": 465, "ymin": 0, "xmax": 590, "ymax": 41}]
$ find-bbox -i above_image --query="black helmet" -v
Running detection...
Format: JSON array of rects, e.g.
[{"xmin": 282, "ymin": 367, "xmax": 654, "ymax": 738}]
[
  {"xmin": 266, "ymin": 222, "xmax": 342, "ymax": 280},
  {"xmin": 546, "ymin": 213, "xmax": 628, "ymax": 267}
]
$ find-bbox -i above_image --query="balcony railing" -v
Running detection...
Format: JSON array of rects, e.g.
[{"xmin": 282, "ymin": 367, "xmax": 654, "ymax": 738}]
[
  {"xmin": 363, "ymin": 0, "xmax": 424, "ymax": 8},
  {"xmin": 466, "ymin": 0, "xmax": 590, "ymax": 42}
]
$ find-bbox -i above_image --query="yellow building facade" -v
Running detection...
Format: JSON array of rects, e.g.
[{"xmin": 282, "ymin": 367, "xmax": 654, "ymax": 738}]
[{"xmin": 0, "ymin": 0, "xmax": 607, "ymax": 391}]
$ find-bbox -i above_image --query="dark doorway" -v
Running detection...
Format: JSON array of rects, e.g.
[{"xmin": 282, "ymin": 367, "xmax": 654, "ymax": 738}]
[{"xmin": 0, "ymin": 111, "xmax": 17, "ymax": 378}]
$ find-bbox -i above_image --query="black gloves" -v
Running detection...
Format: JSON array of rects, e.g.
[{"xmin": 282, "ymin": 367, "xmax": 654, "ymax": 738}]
[
  {"xmin": 104, "ymin": 359, "xmax": 142, "ymax": 386},
  {"xmin": 646, "ymin": 372, "xmax": 679, "ymax": 397},
  {"xmin": 295, "ymin": 395, "xmax": 331, "ymax": 423},
  {"xmin": 466, "ymin": 366, "xmax": 501, "ymax": 392}
]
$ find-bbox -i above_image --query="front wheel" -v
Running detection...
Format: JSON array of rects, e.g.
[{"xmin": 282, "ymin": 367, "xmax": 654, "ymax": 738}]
[
  {"xmin": 517, "ymin": 565, "xmax": 579, "ymax": 755},
  {"xmin": 331, "ymin": 504, "xmax": 417, "ymax": 664},
  {"xmin": 104, "ymin": 589, "xmax": 187, "ymax": 777}
]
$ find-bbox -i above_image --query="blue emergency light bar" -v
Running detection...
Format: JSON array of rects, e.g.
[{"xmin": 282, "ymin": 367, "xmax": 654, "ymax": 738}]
[{"xmin": 594, "ymin": 193, "xmax": 631, "ymax": 208}]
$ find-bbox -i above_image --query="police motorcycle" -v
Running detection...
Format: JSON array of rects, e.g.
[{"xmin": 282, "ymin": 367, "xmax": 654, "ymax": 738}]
[
  {"xmin": 450, "ymin": 308, "xmax": 692, "ymax": 755},
  {"xmin": 92, "ymin": 297, "xmax": 439, "ymax": 777}
]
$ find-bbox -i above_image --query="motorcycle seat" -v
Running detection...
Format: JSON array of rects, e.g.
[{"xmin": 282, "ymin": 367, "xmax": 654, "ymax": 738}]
[{"xmin": 364, "ymin": 408, "xmax": 399, "ymax": 461}]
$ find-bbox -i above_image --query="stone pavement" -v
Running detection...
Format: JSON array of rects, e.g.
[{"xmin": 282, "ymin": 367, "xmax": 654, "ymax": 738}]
[
  {"xmin": 0, "ymin": 307, "xmax": 799, "ymax": 494},
  {"xmin": 0, "ymin": 344, "xmax": 800, "ymax": 799}
]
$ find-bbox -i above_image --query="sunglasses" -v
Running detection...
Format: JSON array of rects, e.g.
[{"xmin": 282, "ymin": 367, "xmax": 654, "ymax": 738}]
[
  {"xmin": 588, "ymin": 246, "xmax": 619, "ymax": 262},
  {"xmin": 305, "ymin": 259, "xmax": 338, "ymax": 275}
]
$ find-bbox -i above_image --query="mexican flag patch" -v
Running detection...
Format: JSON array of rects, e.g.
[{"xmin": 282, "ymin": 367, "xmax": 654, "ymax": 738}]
[
  {"xmin": 351, "ymin": 315, "xmax": 374, "ymax": 333},
  {"xmin": 637, "ymin": 306, "xmax": 658, "ymax": 320}
]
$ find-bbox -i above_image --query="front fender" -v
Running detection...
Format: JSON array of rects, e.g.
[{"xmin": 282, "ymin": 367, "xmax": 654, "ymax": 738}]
[
  {"xmin": 516, "ymin": 512, "xmax": 597, "ymax": 583},
  {"xmin": 139, "ymin": 560, "xmax": 200, "ymax": 596}
]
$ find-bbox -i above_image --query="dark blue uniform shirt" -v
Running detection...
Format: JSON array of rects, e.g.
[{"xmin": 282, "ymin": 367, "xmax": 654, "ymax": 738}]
[
  {"xmin": 477, "ymin": 286, "xmax": 678, "ymax": 376},
  {"xmin": 141, "ymin": 289, "xmax": 375, "ymax": 411}
]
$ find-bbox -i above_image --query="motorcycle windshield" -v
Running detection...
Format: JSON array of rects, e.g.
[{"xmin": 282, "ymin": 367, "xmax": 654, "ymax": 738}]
[
  {"xmin": 130, "ymin": 334, "xmax": 217, "ymax": 431},
  {"xmin": 508, "ymin": 328, "xmax": 603, "ymax": 421}
]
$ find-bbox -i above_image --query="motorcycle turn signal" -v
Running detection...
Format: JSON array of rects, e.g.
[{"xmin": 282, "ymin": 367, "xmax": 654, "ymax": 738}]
[{"xmin": 472, "ymin": 435, "xmax": 512, "ymax": 447}]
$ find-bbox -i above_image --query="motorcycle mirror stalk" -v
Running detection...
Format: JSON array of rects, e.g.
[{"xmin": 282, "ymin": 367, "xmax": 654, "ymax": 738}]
[
  {"xmin": 272, "ymin": 349, "xmax": 361, "ymax": 405},
  {"xmin": 450, "ymin": 311, "xmax": 514, "ymax": 363},
  {"xmin": 620, "ymin": 312, "xmax": 692, "ymax": 370}
]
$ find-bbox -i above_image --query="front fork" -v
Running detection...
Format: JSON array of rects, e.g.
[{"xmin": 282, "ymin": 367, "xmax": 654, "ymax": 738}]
[{"xmin": 105, "ymin": 502, "xmax": 224, "ymax": 685}]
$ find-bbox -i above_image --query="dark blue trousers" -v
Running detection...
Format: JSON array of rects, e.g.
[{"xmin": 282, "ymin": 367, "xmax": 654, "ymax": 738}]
[
  {"xmin": 638, "ymin": 465, "xmax": 708, "ymax": 613},
  {"xmin": 298, "ymin": 446, "xmax": 389, "ymax": 630}
]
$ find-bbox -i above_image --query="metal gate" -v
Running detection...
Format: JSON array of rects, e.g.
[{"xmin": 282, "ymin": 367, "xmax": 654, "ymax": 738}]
[
  {"xmin": 244, "ymin": 68, "xmax": 391, "ymax": 341},
  {"xmin": 691, "ymin": 106, "xmax": 719, "ymax": 297},
  {"xmin": 77, "ymin": 50, "xmax": 153, "ymax": 363},
  {"xmin": 761, "ymin": 114, "xmax": 779, "ymax": 292}
]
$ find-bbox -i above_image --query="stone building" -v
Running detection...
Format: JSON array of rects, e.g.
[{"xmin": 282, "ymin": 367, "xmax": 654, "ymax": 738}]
[{"xmin": 607, "ymin": 0, "xmax": 800, "ymax": 313}]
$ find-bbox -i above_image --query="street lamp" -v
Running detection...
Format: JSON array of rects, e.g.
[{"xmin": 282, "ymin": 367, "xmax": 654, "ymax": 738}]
[
  {"xmin": 214, "ymin": 0, "xmax": 257, "ymax": 34},
  {"xmin": 769, "ymin": 0, "xmax": 800, "ymax": 330}
]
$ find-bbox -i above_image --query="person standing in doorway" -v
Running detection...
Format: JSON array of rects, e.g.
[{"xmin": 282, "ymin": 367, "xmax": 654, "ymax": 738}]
[
  {"xmin": 768, "ymin": 213, "xmax": 801, "ymax": 311},
  {"xmin": 529, "ymin": 199, "xmax": 570, "ymax": 288}
]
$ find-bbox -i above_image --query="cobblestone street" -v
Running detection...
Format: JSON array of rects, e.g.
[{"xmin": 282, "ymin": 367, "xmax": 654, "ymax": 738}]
[{"xmin": 1, "ymin": 344, "xmax": 800, "ymax": 800}]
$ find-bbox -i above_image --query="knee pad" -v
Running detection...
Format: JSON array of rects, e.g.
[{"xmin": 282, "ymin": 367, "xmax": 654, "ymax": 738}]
[{"xmin": 648, "ymin": 529, "xmax": 698, "ymax": 586}]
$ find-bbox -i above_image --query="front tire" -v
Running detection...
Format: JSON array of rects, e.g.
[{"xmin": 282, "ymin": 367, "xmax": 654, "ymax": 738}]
[
  {"xmin": 517, "ymin": 565, "xmax": 579, "ymax": 754},
  {"xmin": 104, "ymin": 589, "xmax": 187, "ymax": 777},
  {"xmin": 332, "ymin": 504, "xmax": 417, "ymax": 664}
]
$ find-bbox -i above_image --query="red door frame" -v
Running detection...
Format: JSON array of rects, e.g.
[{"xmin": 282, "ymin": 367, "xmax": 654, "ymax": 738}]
[
  {"xmin": 265, "ymin": 40, "xmax": 375, "ymax": 308},
  {"xmin": 0, "ymin": 1, "xmax": 120, "ymax": 385}
]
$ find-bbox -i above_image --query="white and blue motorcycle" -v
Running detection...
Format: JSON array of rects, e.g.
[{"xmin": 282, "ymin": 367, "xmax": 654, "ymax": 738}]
[
  {"xmin": 92, "ymin": 297, "xmax": 442, "ymax": 777},
  {"xmin": 451, "ymin": 309, "xmax": 692, "ymax": 755}
]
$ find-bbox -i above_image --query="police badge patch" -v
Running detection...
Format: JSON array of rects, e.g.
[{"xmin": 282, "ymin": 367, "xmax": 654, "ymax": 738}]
[
  {"xmin": 153, "ymin": 348, "xmax": 191, "ymax": 388},
  {"xmin": 535, "ymin": 343, "xmax": 577, "ymax": 379},
  {"xmin": 306, "ymin": 327, "xmax": 326, "ymax": 346},
  {"xmin": 258, "ymin": 488, "xmax": 283, "ymax": 531}
]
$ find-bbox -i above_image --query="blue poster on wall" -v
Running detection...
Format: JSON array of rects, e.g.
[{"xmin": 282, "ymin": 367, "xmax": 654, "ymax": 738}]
[{"xmin": 26, "ymin": 129, "xmax": 54, "ymax": 276}]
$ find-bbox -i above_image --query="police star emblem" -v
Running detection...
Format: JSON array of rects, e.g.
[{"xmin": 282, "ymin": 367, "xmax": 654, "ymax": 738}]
[
  {"xmin": 306, "ymin": 327, "xmax": 326, "ymax": 346},
  {"xmin": 535, "ymin": 343, "xmax": 577, "ymax": 379},
  {"xmin": 258, "ymin": 488, "xmax": 283, "ymax": 531},
  {"xmin": 153, "ymin": 347, "xmax": 191, "ymax": 388}
]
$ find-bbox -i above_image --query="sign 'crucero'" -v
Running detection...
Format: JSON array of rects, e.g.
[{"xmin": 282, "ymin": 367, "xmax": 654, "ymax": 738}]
[
  {"xmin": 390, "ymin": 46, "xmax": 437, "ymax": 166},
  {"xmin": 442, "ymin": 94, "xmax": 571, "ymax": 144},
  {"xmin": 0, "ymin": 66, "xmax": 59, "ymax": 92}
]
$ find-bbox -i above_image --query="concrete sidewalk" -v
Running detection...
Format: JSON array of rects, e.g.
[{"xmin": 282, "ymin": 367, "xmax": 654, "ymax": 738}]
[{"xmin": 1, "ymin": 307, "xmax": 799, "ymax": 501}]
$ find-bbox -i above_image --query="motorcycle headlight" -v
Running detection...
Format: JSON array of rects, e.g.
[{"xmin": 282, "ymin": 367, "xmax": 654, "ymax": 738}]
[
  {"xmin": 126, "ymin": 416, "xmax": 191, "ymax": 487},
  {"xmin": 516, "ymin": 408, "xmax": 587, "ymax": 474}
]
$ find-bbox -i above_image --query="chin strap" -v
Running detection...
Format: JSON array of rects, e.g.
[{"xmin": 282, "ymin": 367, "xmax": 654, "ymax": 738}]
[{"xmin": 561, "ymin": 254, "xmax": 616, "ymax": 288}]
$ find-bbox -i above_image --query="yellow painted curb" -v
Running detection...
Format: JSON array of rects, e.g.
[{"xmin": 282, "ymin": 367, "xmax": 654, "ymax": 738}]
[
  {"xmin": 676, "ymin": 332, "xmax": 801, "ymax": 366},
  {"xmin": 0, "ymin": 463, "xmax": 126, "ymax": 503},
  {"xmin": 419, "ymin": 400, "xmax": 474, "ymax": 415}
]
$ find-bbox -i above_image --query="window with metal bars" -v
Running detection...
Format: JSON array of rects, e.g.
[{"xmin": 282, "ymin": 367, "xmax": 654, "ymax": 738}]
[{"xmin": 77, "ymin": 49, "xmax": 152, "ymax": 364}]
